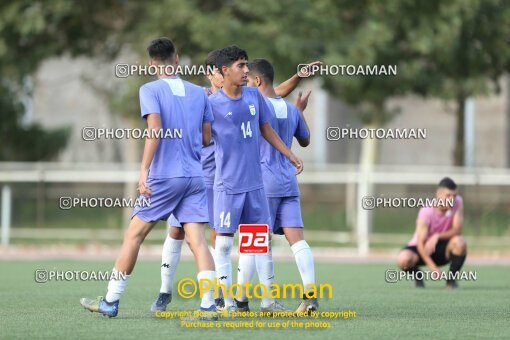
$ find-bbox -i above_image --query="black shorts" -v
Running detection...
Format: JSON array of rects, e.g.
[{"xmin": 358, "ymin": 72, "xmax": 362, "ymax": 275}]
[{"xmin": 403, "ymin": 240, "xmax": 450, "ymax": 266}]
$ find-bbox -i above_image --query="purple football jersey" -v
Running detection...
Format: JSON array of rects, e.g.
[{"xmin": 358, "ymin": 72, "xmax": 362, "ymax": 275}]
[
  {"xmin": 208, "ymin": 86, "xmax": 272, "ymax": 194},
  {"xmin": 139, "ymin": 76, "xmax": 213, "ymax": 179}
]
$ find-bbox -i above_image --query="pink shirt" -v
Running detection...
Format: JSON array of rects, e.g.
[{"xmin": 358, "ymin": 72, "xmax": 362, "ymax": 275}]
[{"xmin": 407, "ymin": 195, "xmax": 463, "ymax": 246}]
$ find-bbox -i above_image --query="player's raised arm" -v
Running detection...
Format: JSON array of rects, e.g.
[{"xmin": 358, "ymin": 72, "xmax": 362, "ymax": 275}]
[
  {"xmin": 415, "ymin": 218, "xmax": 440, "ymax": 274},
  {"xmin": 294, "ymin": 90, "xmax": 312, "ymax": 113},
  {"xmin": 274, "ymin": 61, "xmax": 322, "ymax": 98},
  {"xmin": 294, "ymin": 93, "xmax": 311, "ymax": 147}
]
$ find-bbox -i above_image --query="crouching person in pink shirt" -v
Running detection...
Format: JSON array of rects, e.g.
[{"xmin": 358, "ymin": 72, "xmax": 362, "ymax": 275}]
[{"xmin": 397, "ymin": 177, "xmax": 467, "ymax": 289}]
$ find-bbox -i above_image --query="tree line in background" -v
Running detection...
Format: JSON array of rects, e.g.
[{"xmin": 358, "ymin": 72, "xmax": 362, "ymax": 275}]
[{"xmin": 1, "ymin": 0, "xmax": 510, "ymax": 165}]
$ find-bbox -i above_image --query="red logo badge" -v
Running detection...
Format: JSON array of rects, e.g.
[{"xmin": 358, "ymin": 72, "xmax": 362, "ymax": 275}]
[{"xmin": 239, "ymin": 224, "xmax": 269, "ymax": 254}]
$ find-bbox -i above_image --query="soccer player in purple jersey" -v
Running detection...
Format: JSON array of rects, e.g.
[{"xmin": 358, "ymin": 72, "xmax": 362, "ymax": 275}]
[
  {"xmin": 397, "ymin": 177, "xmax": 467, "ymax": 289},
  {"xmin": 209, "ymin": 45, "xmax": 303, "ymax": 313},
  {"xmin": 243, "ymin": 58, "xmax": 317, "ymax": 313},
  {"xmin": 80, "ymin": 37, "xmax": 217, "ymax": 319},
  {"xmin": 153, "ymin": 50, "xmax": 224, "ymax": 312},
  {"xmin": 155, "ymin": 51, "xmax": 317, "ymax": 312}
]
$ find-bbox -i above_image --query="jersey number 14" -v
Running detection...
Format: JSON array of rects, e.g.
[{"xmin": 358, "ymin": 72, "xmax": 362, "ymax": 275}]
[
  {"xmin": 219, "ymin": 211, "xmax": 231, "ymax": 228},
  {"xmin": 241, "ymin": 121, "xmax": 252, "ymax": 138}
]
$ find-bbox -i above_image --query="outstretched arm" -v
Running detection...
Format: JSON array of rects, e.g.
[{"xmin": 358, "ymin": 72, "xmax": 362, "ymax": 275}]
[
  {"xmin": 294, "ymin": 90, "xmax": 312, "ymax": 147},
  {"xmin": 294, "ymin": 90, "xmax": 312, "ymax": 113},
  {"xmin": 275, "ymin": 61, "xmax": 322, "ymax": 98}
]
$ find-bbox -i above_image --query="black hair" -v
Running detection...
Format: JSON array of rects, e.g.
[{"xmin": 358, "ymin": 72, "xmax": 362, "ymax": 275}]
[
  {"xmin": 147, "ymin": 37, "xmax": 176, "ymax": 62},
  {"xmin": 438, "ymin": 177, "xmax": 457, "ymax": 190},
  {"xmin": 248, "ymin": 58, "xmax": 274, "ymax": 84},
  {"xmin": 215, "ymin": 45, "xmax": 248, "ymax": 75},
  {"xmin": 205, "ymin": 49, "xmax": 220, "ymax": 67}
]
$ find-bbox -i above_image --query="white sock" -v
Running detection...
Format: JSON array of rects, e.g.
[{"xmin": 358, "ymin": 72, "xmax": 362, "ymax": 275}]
[
  {"xmin": 236, "ymin": 254, "xmax": 256, "ymax": 302},
  {"xmin": 210, "ymin": 246, "xmax": 224, "ymax": 299},
  {"xmin": 255, "ymin": 243, "xmax": 275, "ymax": 308},
  {"xmin": 291, "ymin": 240, "xmax": 315, "ymax": 293},
  {"xmin": 105, "ymin": 268, "xmax": 130, "ymax": 302},
  {"xmin": 197, "ymin": 270, "xmax": 216, "ymax": 308},
  {"xmin": 209, "ymin": 246, "xmax": 219, "ymax": 272},
  {"xmin": 215, "ymin": 236, "xmax": 234, "ymax": 307},
  {"xmin": 160, "ymin": 236, "xmax": 183, "ymax": 294}
]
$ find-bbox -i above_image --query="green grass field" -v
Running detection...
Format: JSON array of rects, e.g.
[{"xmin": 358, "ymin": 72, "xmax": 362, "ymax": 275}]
[{"xmin": 1, "ymin": 260, "xmax": 509, "ymax": 339}]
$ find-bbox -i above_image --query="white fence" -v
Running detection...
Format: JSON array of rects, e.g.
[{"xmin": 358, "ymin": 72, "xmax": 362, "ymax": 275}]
[{"xmin": 2, "ymin": 162, "xmax": 510, "ymax": 253}]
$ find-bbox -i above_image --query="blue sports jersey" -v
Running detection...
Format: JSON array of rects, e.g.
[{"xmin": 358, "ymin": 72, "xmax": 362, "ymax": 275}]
[
  {"xmin": 259, "ymin": 97, "xmax": 309, "ymax": 197},
  {"xmin": 139, "ymin": 76, "xmax": 213, "ymax": 179},
  {"xmin": 209, "ymin": 86, "xmax": 272, "ymax": 194}
]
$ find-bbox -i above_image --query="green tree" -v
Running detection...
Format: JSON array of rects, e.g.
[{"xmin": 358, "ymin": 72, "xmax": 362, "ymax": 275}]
[
  {"xmin": 0, "ymin": 0, "xmax": 144, "ymax": 160},
  {"xmin": 419, "ymin": 0, "xmax": 510, "ymax": 165},
  {"xmin": 311, "ymin": 0, "xmax": 508, "ymax": 166},
  {"xmin": 81, "ymin": 0, "xmax": 510, "ymax": 167}
]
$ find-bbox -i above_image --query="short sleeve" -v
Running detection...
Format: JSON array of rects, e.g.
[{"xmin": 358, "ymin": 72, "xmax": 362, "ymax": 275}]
[
  {"xmin": 203, "ymin": 93, "xmax": 214, "ymax": 123},
  {"xmin": 139, "ymin": 85, "xmax": 160, "ymax": 118},
  {"xmin": 257, "ymin": 90, "xmax": 272, "ymax": 126},
  {"xmin": 454, "ymin": 195, "xmax": 463, "ymax": 209},
  {"xmin": 293, "ymin": 106, "xmax": 310, "ymax": 140},
  {"xmin": 417, "ymin": 207, "xmax": 432, "ymax": 227}
]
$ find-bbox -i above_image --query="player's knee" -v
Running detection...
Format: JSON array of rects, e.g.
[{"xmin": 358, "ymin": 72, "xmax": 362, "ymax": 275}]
[
  {"xmin": 451, "ymin": 235, "xmax": 466, "ymax": 252},
  {"xmin": 169, "ymin": 227, "xmax": 185, "ymax": 240},
  {"xmin": 124, "ymin": 228, "xmax": 146, "ymax": 245},
  {"xmin": 397, "ymin": 253, "xmax": 412, "ymax": 269},
  {"xmin": 396, "ymin": 257, "xmax": 407, "ymax": 269},
  {"xmin": 283, "ymin": 228, "xmax": 303, "ymax": 245},
  {"xmin": 186, "ymin": 235, "xmax": 207, "ymax": 251}
]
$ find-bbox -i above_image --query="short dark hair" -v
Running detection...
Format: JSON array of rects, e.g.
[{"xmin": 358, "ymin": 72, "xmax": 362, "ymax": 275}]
[
  {"xmin": 438, "ymin": 177, "xmax": 457, "ymax": 190},
  {"xmin": 205, "ymin": 49, "xmax": 220, "ymax": 68},
  {"xmin": 248, "ymin": 58, "xmax": 274, "ymax": 84},
  {"xmin": 147, "ymin": 37, "xmax": 176, "ymax": 62},
  {"xmin": 216, "ymin": 45, "xmax": 248, "ymax": 75}
]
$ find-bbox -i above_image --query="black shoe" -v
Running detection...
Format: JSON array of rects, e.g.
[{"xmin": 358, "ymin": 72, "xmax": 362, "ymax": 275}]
[
  {"xmin": 446, "ymin": 281, "xmax": 458, "ymax": 289},
  {"xmin": 415, "ymin": 279, "xmax": 425, "ymax": 288},
  {"xmin": 150, "ymin": 293, "xmax": 172, "ymax": 312},
  {"xmin": 234, "ymin": 299, "xmax": 250, "ymax": 312},
  {"xmin": 215, "ymin": 297, "xmax": 225, "ymax": 309}
]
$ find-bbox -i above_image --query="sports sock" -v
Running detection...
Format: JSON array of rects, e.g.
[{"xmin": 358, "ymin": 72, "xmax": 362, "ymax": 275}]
[
  {"xmin": 255, "ymin": 242, "xmax": 275, "ymax": 308},
  {"xmin": 215, "ymin": 236, "xmax": 234, "ymax": 307},
  {"xmin": 404, "ymin": 266, "xmax": 424, "ymax": 287},
  {"xmin": 160, "ymin": 236, "xmax": 183, "ymax": 294},
  {"xmin": 291, "ymin": 240, "xmax": 316, "ymax": 295},
  {"xmin": 105, "ymin": 268, "xmax": 130, "ymax": 303},
  {"xmin": 236, "ymin": 254, "xmax": 256, "ymax": 302},
  {"xmin": 210, "ymin": 245, "xmax": 219, "ymax": 271},
  {"xmin": 448, "ymin": 253, "xmax": 466, "ymax": 282},
  {"xmin": 210, "ymin": 245, "xmax": 223, "ymax": 299},
  {"xmin": 404, "ymin": 266, "xmax": 422, "ymax": 278},
  {"xmin": 197, "ymin": 270, "xmax": 216, "ymax": 308}
]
